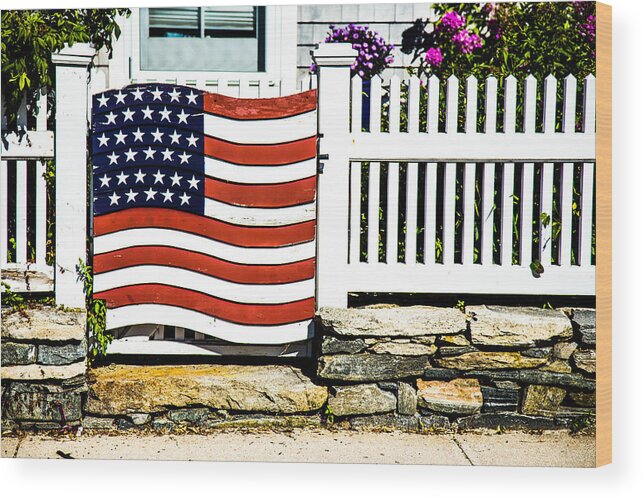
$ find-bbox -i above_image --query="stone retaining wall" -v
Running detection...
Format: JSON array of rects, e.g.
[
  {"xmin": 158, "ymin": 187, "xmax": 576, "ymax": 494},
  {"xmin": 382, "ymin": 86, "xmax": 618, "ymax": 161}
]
[
  {"xmin": 1, "ymin": 308, "xmax": 88, "ymax": 430},
  {"xmin": 1, "ymin": 305, "xmax": 596, "ymax": 433}
]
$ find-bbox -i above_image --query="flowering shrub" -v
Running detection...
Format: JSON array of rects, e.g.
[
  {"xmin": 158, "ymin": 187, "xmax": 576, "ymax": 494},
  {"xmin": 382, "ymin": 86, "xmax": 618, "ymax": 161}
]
[
  {"xmin": 311, "ymin": 24, "xmax": 394, "ymax": 79},
  {"xmin": 401, "ymin": 2, "xmax": 596, "ymax": 80}
]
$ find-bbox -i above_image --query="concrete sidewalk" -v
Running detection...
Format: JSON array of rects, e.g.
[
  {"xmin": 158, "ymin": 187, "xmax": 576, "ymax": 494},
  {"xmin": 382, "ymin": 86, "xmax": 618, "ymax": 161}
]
[{"xmin": 1, "ymin": 429, "xmax": 595, "ymax": 467}]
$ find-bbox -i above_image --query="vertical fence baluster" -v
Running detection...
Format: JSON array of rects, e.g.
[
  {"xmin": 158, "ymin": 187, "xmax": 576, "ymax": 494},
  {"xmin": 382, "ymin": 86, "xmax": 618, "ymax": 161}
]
[
  {"xmin": 239, "ymin": 79, "xmax": 253, "ymax": 98},
  {"xmin": 15, "ymin": 161, "xmax": 27, "ymax": 264},
  {"xmin": 543, "ymin": 74, "xmax": 557, "ymax": 134},
  {"xmin": 563, "ymin": 75, "xmax": 577, "ymax": 133},
  {"xmin": 540, "ymin": 162, "xmax": 554, "ymax": 266},
  {"xmin": 501, "ymin": 163, "xmax": 515, "ymax": 266},
  {"xmin": 443, "ymin": 162, "xmax": 456, "ymax": 264},
  {"xmin": 408, "ymin": 76, "xmax": 420, "ymax": 133},
  {"xmin": 367, "ymin": 162, "xmax": 381, "ymax": 263},
  {"xmin": 584, "ymin": 75, "xmax": 596, "ymax": 133},
  {"xmin": 465, "ymin": 75, "xmax": 477, "ymax": 134},
  {"xmin": 386, "ymin": 162, "xmax": 399, "ymax": 263},
  {"xmin": 504, "ymin": 75, "xmax": 517, "ymax": 134},
  {"xmin": 351, "ymin": 75, "xmax": 362, "ymax": 133},
  {"xmin": 405, "ymin": 162, "xmax": 418, "ymax": 264},
  {"xmin": 218, "ymin": 78, "xmax": 231, "ymax": 96},
  {"xmin": 258, "ymin": 79, "xmax": 269, "ymax": 98},
  {"xmin": 427, "ymin": 75, "xmax": 439, "ymax": 134},
  {"xmin": 36, "ymin": 87, "xmax": 48, "ymax": 131},
  {"xmin": 446, "ymin": 75, "xmax": 459, "ymax": 134},
  {"xmin": 35, "ymin": 160, "xmax": 47, "ymax": 269},
  {"xmin": 560, "ymin": 162, "xmax": 574, "ymax": 266},
  {"xmin": 175, "ymin": 327, "xmax": 185, "ymax": 341},
  {"xmin": 424, "ymin": 163, "xmax": 437, "ymax": 264},
  {"xmin": 369, "ymin": 76, "xmax": 382, "ymax": 133},
  {"xmin": 524, "ymin": 75, "xmax": 537, "ymax": 134},
  {"xmin": 462, "ymin": 162, "xmax": 476, "ymax": 264},
  {"xmin": 520, "ymin": 163, "xmax": 535, "ymax": 266},
  {"xmin": 389, "ymin": 75, "xmax": 401, "ymax": 134},
  {"xmin": 486, "ymin": 76, "xmax": 498, "ymax": 133},
  {"xmin": 481, "ymin": 162, "xmax": 496, "ymax": 265},
  {"xmin": 580, "ymin": 162, "xmax": 595, "ymax": 266},
  {"xmin": 0, "ymin": 161, "xmax": 7, "ymax": 266},
  {"xmin": 349, "ymin": 162, "xmax": 362, "ymax": 263}
]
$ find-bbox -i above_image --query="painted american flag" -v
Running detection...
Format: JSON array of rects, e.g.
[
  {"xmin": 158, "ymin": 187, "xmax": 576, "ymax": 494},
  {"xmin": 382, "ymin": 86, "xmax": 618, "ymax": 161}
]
[{"xmin": 91, "ymin": 84, "xmax": 317, "ymax": 344}]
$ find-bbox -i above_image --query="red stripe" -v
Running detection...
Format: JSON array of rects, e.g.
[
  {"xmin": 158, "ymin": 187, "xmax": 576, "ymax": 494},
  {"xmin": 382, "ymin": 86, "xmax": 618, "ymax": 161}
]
[
  {"xmin": 94, "ymin": 246, "xmax": 315, "ymax": 284},
  {"xmin": 94, "ymin": 208, "xmax": 315, "ymax": 247},
  {"xmin": 205, "ymin": 176, "xmax": 316, "ymax": 208},
  {"xmin": 95, "ymin": 284, "xmax": 314, "ymax": 326},
  {"xmin": 204, "ymin": 136, "xmax": 316, "ymax": 166},
  {"xmin": 203, "ymin": 90, "xmax": 316, "ymax": 120}
]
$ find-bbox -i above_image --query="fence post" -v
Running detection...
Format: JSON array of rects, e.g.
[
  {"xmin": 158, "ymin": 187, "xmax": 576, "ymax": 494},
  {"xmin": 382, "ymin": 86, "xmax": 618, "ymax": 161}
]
[
  {"xmin": 51, "ymin": 44, "xmax": 94, "ymax": 309},
  {"xmin": 312, "ymin": 43, "xmax": 357, "ymax": 308}
]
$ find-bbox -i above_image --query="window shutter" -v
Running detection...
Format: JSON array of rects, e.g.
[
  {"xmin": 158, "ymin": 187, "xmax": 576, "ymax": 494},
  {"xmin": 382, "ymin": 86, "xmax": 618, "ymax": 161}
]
[
  {"xmin": 148, "ymin": 8, "xmax": 200, "ymax": 31},
  {"xmin": 203, "ymin": 6, "xmax": 256, "ymax": 32}
]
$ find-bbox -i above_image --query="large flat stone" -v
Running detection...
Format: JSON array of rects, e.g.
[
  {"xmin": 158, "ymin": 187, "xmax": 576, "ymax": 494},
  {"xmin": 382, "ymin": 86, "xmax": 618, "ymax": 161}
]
[
  {"xmin": 317, "ymin": 354, "xmax": 429, "ymax": 381},
  {"xmin": 467, "ymin": 306, "xmax": 572, "ymax": 347},
  {"xmin": 521, "ymin": 385, "xmax": 567, "ymax": 416},
  {"xmin": 327, "ymin": 384, "xmax": 396, "ymax": 416},
  {"xmin": 86, "ymin": 364, "xmax": 328, "ymax": 415},
  {"xmin": 435, "ymin": 351, "xmax": 547, "ymax": 370},
  {"xmin": 457, "ymin": 412, "xmax": 567, "ymax": 431},
  {"xmin": 572, "ymin": 349, "xmax": 596, "ymax": 374},
  {"xmin": 320, "ymin": 336, "xmax": 367, "ymax": 355},
  {"xmin": 1, "ymin": 308, "xmax": 85, "ymax": 342},
  {"xmin": 1, "ymin": 342, "xmax": 36, "ymax": 365},
  {"xmin": 1, "ymin": 361, "xmax": 86, "ymax": 381},
  {"xmin": 417, "ymin": 378, "xmax": 483, "ymax": 415},
  {"xmin": 317, "ymin": 306, "xmax": 467, "ymax": 338},
  {"xmin": 369, "ymin": 339, "xmax": 437, "ymax": 356},
  {"xmin": 37, "ymin": 341, "xmax": 86, "ymax": 365},
  {"xmin": 466, "ymin": 369, "xmax": 596, "ymax": 391},
  {"xmin": 2, "ymin": 384, "xmax": 83, "ymax": 422},
  {"xmin": 572, "ymin": 309, "xmax": 596, "ymax": 345}
]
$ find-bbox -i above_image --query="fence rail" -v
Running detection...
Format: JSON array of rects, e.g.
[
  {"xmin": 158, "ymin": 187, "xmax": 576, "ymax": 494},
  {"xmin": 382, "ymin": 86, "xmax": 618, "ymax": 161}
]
[{"xmin": 314, "ymin": 44, "xmax": 596, "ymax": 307}]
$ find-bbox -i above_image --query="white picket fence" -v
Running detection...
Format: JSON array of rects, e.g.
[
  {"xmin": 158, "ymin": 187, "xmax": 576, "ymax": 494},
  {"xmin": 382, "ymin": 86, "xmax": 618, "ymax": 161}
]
[{"xmin": 314, "ymin": 44, "xmax": 596, "ymax": 307}]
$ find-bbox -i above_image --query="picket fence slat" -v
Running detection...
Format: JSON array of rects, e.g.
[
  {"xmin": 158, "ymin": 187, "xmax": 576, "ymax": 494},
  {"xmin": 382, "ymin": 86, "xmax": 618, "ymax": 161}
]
[
  {"xmin": 0, "ymin": 162, "xmax": 7, "ymax": 266},
  {"xmin": 462, "ymin": 162, "xmax": 476, "ymax": 265},
  {"xmin": 504, "ymin": 75, "xmax": 517, "ymax": 134},
  {"xmin": 524, "ymin": 75, "xmax": 537, "ymax": 134},
  {"xmin": 443, "ymin": 162, "xmax": 456, "ymax": 264},
  {"xmin": 466, "ymin": 76, "xmax": 477, "ymax": 134},
  {"xmin": 540, "ymin": 162, "xmax": 554, "ymax": 267},
  {"xmin": 405, "ymin": 162, "xmax": 418, "ymax": 264},
  {"xmin": 386, "ymin": 162, "xmax": 400, "ymax": 264},
  {"xmin": 424, "ymin": 162, "xmax": 437, "ymax": 265},
  {"xmin": 36, "ymin": 88, "xmax": 48, "ymax": 131},
  {"xmin": 408, "ymin": 76, "xmax": 420, "ymax": 134},
  {"xmin": 367, "ymin": 162, "xmax": 380, "ymax": 263},
  {"xmin": 560, "ymin": 162, "xmax": 574, "ymax": 266},
  {"xmin": 35, "ymin": 160, "xmax": 47, "ymax": 268},
  {"xmin": 349, "ymin": 162, "xmax": 361, "ymax": 264},
  {"xmin": 584, "ymin": 75, "xmax": 596, "ymax": 134},
  {"xmin": 544, "ymin": 75, "xmax": 557, "ymax": 134},
  {"xmin": 580, "ymin": 162, "xmax": 595, "ymax": 267},
  {"xmin": 481, "ymin": 162, "xmax": 495, "ymax": 265},
  {"xmin": 351, "ymin": 76, "xmax": 362, "ymax": 133},
  {"xmin": 563, "ymin": 75, "xmax": 577, "ymax": 133},
  {"xmin": 389, "ymin": 75, "xmax": 401, "ymax": 134},
  {"xmin": 485, "ymin": 76, "xmax": 498, "ymax": 134},
  {"xmin": 370, "ymin": 76, "xmax": 382, "ymax": 134},
  {"xmin": 520, "ymin": 163, "xmax": 535, "ymax": 267},
  {"xmin": 446, "ymin": 76, "xmax": 458, "ymax": 134},
  {"xmin": 427, "ymin": 76, "xmax": 439, "ymax": 134},
  {"xmin": 501, "ymin": 163, "xmax": 515, "ymax": 266}
]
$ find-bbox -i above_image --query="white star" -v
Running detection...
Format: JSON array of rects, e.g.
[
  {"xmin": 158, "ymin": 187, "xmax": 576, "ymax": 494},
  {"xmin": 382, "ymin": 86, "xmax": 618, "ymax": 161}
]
[
  {"xmin": 99, "ymin": 174, "xmax": 111, "ymax": 188},
  {"xmin": 186, "ymin": 134, "xmax": 198, "ymax": 147},
  {"xmin": 187, "ymin": 176, "xmax": 200, "ymax": 190},
  {"xmin": 143, "ymin": 147, "xmax": 156, "ymax": 159},
  {"xmin": 114, "ymin": 130, "xmax": 128, "ymax": 145},
  {"xmin": 114, "ymin": 91, "xmax": 127, "ymax": 104},
  {"xmin": 124, "ymin": 148, "xmax": 138, "ymax": 162},
  {"xmin": 97, "ymin": 134, "xmax": 110, "ymax": 147},
  {"xmin": 161, "ymin": 189, "xmax": 174, "ymax": 203},
  {"xmin": 134, "ymin": 169, "xmax": 146, "ymax": 183},
  {"xmin": 132, "ymin": 128, "xmax": 145, "ymax": 142},
  {"xmin": 161, "ymin": 148, "xmax": 174, "ymax": 161},
  {"xmin": 143, "ymin": 187, "xmax": 157, "ymax": 201},
  {"xmin": 104, "ymin": 112, "xmax": 117, "ymax": 125},
  {"xmin": 169, "ymin": 172, "xmax": 183, "ymax": 186},
  {"xmin": 178, "ymin": 151, "xmax": 192, "ymax": 164},
  {"xmin": 152, "ymin": 170, "xmax": 165, "ymax": 184},
  {"xmin": 125, "ymin": 189, "xmax": 138, "ymax": 203},
  {"xmin": 159, "ymin": 107, "xmax": 172, "ymax": 122},
  {"xmin": 185, "ymin": 91, "xmax": 198, "ymax": 105},
  {"xmin": 168, "ymin": 88, "xmax": 182, "ymax": 102},
  {"xmin": 122, "ymin": 108, "xmax": 135, "ymax": 122},
  {"xmin": 179, "ymin": 193, "xmax": 191, "ymax": 206},
  {"xmin": 176, "ymin": 110, "xmax": 190, "ymax": 124},
  {"xmin": 116, "ymin": 171, "xmax": 130, "ymax": 185},
  {"xmin": 130, "ymin": 87, "xmax": 145, "ymax": 101},
  {"xmin": 107, "ymin": 152, "xmax": 120, "ymax": 165},
  {"xmin": 151, "ymin": 128, "xmax": 164, "ymax": 143},
  {"xmin": 169, "ymin": 131, "xmax": 182, "ymax": 144},
  {"xmin": 150, "ymin": 87, "xmax": 164, "ymax": 101},
  {"xmin": 97, "ymin": 94, "xmax": 110, "ymax": 107},
  {"xmin": 108, "ymin": 192, "xmax": 121, "ymax": 206},
  {"xmin": 141, "ymin": 106, "xmax": 154, "ymax": 120}
]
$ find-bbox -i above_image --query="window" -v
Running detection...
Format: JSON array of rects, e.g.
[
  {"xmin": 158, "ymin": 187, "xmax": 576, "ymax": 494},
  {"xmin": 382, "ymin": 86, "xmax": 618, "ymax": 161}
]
[{"xmin": 140, "ymin": 7, "xmax": 265, "ymax": 72}]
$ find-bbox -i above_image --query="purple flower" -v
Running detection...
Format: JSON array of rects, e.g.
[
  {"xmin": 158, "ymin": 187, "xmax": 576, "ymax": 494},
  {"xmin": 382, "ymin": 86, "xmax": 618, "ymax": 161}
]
[
  {"xmin": 439, "ymin": 11, "xmax": 466, "ymax": 32},
  {"xmin": 452, "ymin": 29, "xmax": 483, "ymax": 54},
  {"xmin": 424, "ymin": 47, "xmax": 443, "ymax": 67}
]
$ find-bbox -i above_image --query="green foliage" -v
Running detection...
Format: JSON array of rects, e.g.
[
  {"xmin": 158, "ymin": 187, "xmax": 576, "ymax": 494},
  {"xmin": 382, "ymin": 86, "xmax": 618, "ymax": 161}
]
[
  {"xmin": 76, "ymin": 259, "xmax": 111, "ymax": 362},
  {"xmin": 323, "ymin": 405, "xmax": 335, "ymax": 425},
  {"xmin": 1, "ymin": 8, "xmax": 130, "ymax": 128},
  {"xmin": 1, "ymin": 281, "xmax": 26, "ymax": 312}
]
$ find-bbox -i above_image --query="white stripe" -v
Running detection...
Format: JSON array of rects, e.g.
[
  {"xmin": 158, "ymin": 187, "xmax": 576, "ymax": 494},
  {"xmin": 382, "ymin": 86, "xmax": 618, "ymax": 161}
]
[
  {"xmin": 205, "ymin": 157, "xmax": 316, "ymax": 184},
  {"xmin": 204, "ymin": 110, "xmax": 315, "ymax": 145},
  {"xmin": 106, "ymin": 304, "xmax": 313, "ymax": 344},
  {"xmin": 94, "ymin": 228, "xmax": 315, "ymax": 264},
  {"xmin": 95, "ymin": 266, "xmax": 314, "ymax": 304},
  {"xmin": 204, "ymin": 198, "xmax": 314, "ymax": 227}
]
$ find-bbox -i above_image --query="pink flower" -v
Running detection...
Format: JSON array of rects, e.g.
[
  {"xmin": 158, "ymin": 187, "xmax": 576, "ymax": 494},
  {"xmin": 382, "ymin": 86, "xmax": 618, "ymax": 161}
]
[
  {"xmin": 439, "ymin": 11, "xmax": 466, "ymax": 32},
  {"xmin": 424, "ymin": 47, "xmax": 443, "ymax": 67},
  {"xmin": 452, "ymin": 29, "xmax": 483, "ymax": 54}
]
